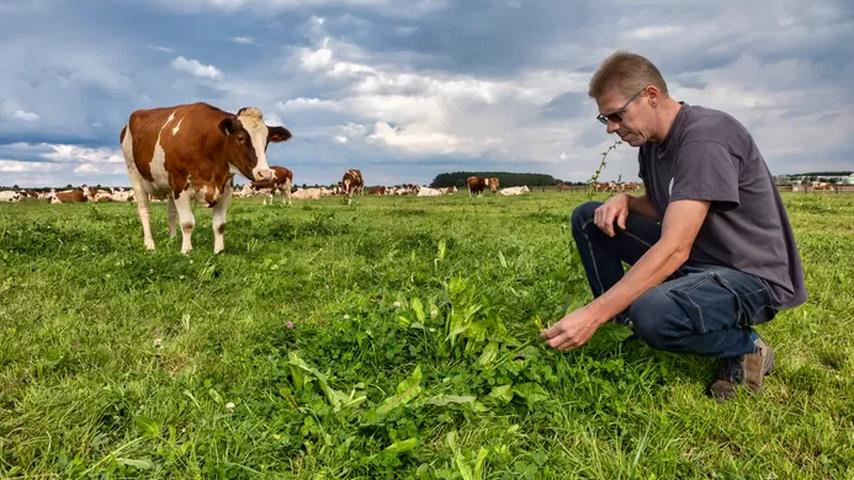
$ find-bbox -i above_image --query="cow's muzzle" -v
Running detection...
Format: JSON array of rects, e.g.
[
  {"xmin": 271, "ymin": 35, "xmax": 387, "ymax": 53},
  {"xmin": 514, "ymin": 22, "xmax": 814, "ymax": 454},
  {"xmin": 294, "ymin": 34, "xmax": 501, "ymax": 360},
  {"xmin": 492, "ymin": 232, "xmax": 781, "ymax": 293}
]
[{"xmin": 253, "ymin": 168, "xmax": 274, "ymax": 182}]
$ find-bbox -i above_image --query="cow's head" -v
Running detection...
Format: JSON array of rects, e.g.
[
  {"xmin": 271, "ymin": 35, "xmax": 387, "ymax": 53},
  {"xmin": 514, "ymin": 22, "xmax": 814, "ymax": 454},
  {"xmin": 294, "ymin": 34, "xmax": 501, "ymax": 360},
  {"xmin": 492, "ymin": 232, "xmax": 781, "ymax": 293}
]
[
  {"xmin": 487, "ymin": 177, "xmax": 500, "ymax": 193},
  {"xmin": 219, "ymin": 107, "xmax": 291, "ymax": 182}
]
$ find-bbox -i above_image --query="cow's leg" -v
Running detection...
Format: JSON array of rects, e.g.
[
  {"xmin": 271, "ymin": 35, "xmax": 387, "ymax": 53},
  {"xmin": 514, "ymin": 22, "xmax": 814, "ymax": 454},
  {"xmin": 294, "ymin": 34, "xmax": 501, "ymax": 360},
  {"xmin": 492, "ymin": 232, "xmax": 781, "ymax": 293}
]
[
  {"xmin": 132, "ymin": 191, "xmax": 155, "ymax": 250},
  {"xmin": 166, "ymin": 195, "xmax": 177, "ymax": 238},
  {"xmin": 212, "ymin": 184, "xmax": 232, "ymax": 254},
  {"xmin": 173, "ymin": 190, "xmax": 195, "ymax": 254},
  {"xmin": 283, "ymin": 179, "xmax": 292, "ymax": 205},
  {"xmin": 122, "ymin": 127, "xmax": 156, "ymax": 250}
]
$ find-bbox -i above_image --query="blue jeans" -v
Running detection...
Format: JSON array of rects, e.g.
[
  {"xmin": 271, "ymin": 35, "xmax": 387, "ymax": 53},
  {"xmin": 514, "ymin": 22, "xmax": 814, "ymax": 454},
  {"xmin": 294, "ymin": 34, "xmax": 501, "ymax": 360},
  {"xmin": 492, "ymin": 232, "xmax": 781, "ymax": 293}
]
[{"xmin": 571, "ymin": 201, "xmax": 777, "ymax": 358}]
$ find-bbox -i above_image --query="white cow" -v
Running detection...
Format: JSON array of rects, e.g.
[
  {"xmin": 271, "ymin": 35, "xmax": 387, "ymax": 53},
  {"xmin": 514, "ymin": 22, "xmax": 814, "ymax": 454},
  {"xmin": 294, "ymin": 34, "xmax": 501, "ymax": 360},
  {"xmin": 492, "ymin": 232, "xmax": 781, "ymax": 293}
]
[
  {"xmin": 111, "ymin": 189, "xmax": 135, "ymax": 202},
  {"xmin": 292, "ymin": 188, "xmax": 322, "ymax": 200},
  {"xmin": 0, "ymin": 191, "xmax": 22, "ymax": 202},
  {"xmin": 416, "ymin": 187, "xmax": 445, "ymax": 197},
  {"xmin": 498, "ymin": 186, "xmax": 530, "ymax": 196}
]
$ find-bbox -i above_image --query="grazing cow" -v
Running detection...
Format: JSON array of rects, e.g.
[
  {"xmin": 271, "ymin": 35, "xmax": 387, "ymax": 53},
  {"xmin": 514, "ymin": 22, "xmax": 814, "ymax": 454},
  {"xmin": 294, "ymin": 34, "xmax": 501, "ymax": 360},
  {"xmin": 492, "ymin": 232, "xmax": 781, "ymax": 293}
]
[
  {"xmin": 466, "ymin": 176, "xmax": 488, "ymax": 196},
  {"xmin": 466, "ymin": 177, "xmax": 498, "ymax": 196},
  {"xmin": 498, "ymin": 185, "xmax": 530, "ymax": 196},
  {"xmin": 50, "ymin": 187, "xmax": 90, "ymax": 204},
  {"xmin": 368, "ymin": 186, "xmax": 387, "ymax": 195},
  {"xmin": 0, "ymin": 191, "xmax": 22, "ymax": 202},
  {"xmin": 250, "ymin": 165, "xmax": 294, "ymax": 205},
  {"xmin": 120, "ymin": 102, "xmax": 291, "ymax": 253},
  {"xmin": 292, "ymin": 188, "xmax": 322, "ymax": 200},
  {"xmin": 340, "ymin": 169, "xmax": 363, "ymax": 205},
  {"xmin": 486, "ymin": 177, "xmax": 500, "ymax": 193}
]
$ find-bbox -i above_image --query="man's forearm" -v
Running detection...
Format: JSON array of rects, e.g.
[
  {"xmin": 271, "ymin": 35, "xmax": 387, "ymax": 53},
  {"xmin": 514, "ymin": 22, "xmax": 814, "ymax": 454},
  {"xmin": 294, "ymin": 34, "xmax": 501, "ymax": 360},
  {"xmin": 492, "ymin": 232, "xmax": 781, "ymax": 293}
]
[
  {"xmin": 585, "ymin": 240, "xmax": 688, "ymax": 324},
  {"xmin": 626, "ymin": 193, "xmax": 658, "ymax": 219}
]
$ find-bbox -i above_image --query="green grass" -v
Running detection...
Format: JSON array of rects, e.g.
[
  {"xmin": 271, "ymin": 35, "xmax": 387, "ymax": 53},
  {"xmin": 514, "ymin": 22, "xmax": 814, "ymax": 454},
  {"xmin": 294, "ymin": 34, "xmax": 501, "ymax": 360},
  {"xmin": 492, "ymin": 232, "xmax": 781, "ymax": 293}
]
[{"xmin": 0, "ymin": 191, "xmax": 852, "ymax": 478}]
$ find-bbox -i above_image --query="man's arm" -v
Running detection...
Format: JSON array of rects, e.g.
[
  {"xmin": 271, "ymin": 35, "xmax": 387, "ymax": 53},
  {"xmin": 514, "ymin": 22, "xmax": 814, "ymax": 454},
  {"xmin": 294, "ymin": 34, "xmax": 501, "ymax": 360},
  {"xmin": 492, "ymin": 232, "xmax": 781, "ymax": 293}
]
[
  {"xmin": 542, "ymin": 199, "xmax": 711, "ymax": 350},
  {"xmin": 626, "ymin": 193, "xmax": 658, "ymax": 219}
]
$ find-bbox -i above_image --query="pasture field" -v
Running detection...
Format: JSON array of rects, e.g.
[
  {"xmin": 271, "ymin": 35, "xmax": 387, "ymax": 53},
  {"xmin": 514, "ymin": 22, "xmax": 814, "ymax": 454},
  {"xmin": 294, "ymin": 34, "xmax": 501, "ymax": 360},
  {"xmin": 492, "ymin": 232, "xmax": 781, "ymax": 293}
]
[{"xmin": 0, "ymin": 191, "xmax": 852, "ymax": 478}]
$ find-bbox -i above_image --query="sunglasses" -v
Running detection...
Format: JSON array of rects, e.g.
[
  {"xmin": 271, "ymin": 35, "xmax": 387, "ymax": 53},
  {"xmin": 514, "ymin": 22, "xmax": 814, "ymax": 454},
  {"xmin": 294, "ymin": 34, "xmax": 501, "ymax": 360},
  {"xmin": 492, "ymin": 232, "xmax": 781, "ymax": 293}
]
[{"xmin": 596, "ymin": 89, "xmax": 644, "ymax": 125}]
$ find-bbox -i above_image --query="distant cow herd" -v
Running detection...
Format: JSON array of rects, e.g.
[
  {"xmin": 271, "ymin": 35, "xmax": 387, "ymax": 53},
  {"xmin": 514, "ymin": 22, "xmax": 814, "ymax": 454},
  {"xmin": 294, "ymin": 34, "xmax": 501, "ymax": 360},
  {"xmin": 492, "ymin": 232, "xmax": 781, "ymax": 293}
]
[{"xmin": 0, "ymin": 102, "xmax": 541, "ymax": 253}]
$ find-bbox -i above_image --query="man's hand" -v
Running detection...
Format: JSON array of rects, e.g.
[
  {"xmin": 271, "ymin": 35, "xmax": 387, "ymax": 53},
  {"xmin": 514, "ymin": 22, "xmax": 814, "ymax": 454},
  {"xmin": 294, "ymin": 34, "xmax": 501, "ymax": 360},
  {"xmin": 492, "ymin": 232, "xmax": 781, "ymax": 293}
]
[
  {"xmin": 594, "ymin": 193, "xmax": 630, "ymax": 237},
  {"xmin": 540, "ymin": 307, "xmax": 605, "ymax": 351}
]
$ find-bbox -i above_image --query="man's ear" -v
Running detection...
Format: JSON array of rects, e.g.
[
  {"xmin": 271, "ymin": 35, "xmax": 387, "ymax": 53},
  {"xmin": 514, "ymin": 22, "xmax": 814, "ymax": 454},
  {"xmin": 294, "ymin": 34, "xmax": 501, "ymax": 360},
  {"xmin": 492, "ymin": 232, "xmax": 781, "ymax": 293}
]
[
  {"xmin": 268, "ymin": 126, "xmax": 292, "ymax": 143},
  {"xmin": 645, "ymin": 85, "xmax": 662, "ymax": 104},
  {"xmin": 219, "ymin": 117, "xmax": 237, "ymax": 136}
]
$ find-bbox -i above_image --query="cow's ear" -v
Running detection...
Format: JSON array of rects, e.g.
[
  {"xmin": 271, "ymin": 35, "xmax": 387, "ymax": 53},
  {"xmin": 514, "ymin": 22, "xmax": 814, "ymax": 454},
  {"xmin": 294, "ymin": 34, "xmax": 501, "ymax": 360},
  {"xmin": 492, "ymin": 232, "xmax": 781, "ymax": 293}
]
[
  {"xmin": 219, "ymin": 117, "xmax": 237, "ymax": 136},
  {"xmin": 268, "ymin": 126, "xmax": 292, "ymax": 143}
]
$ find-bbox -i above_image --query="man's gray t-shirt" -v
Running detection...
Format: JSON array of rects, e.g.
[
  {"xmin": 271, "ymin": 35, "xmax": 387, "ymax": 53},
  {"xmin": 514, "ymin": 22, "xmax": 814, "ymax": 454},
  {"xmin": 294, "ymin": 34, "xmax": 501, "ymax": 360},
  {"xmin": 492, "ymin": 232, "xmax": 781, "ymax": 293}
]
[{"xmin": 638, "ymin": 103, "xmax": 807, "ymax": 309}]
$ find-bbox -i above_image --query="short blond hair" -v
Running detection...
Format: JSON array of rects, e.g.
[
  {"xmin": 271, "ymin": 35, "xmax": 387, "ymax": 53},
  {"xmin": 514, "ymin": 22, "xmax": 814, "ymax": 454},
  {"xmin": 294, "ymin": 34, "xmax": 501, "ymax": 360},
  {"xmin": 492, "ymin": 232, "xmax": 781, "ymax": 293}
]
[{"xmin": 588, "ymin": 51, "xmax": 668, "ymax": 99}]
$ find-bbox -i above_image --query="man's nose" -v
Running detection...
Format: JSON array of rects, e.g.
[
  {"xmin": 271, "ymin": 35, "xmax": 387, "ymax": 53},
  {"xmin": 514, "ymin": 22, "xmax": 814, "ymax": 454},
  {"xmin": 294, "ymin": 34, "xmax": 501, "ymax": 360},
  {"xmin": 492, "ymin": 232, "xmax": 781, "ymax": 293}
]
[{"xmin": 606, "ymin": 120, "xmax": 620, "ymax": 134}]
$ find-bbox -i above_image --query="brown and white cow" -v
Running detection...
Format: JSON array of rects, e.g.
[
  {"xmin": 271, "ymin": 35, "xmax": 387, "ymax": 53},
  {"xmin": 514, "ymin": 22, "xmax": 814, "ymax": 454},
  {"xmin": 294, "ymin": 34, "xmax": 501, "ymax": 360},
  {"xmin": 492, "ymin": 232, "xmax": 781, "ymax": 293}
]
[
  {"xmin": 466, "ymin": 176, "xmax": 486, "ymax": 196},
  {"xmin": 467, "ymin": 176, "xmax": 495, "ymax": 196},
  {"xmin": 486, "ymin": 177, "xmax": 500, "ymax": 193},
  {"xmin": 120, "ymin": 102, "xmax": 291, "ymax": 254},
  {"xmin": 50, "ymin": 187, "xmax": 90, "ymax": 204},
  {"xmin": 340, "ymin": 169, "xmax": 363, "ymax": 205},
  {"xmin": 249, "ymin": 165, "xmax": 294, "ymax": 205}
]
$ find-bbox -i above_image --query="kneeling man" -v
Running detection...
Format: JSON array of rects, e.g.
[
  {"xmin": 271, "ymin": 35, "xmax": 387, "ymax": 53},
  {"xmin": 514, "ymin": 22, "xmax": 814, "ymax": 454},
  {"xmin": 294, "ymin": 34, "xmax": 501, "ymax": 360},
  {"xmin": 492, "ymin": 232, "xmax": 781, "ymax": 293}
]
[{"xmin": 542, "ymin": 52, "xmax": 807, "ymax": 400}]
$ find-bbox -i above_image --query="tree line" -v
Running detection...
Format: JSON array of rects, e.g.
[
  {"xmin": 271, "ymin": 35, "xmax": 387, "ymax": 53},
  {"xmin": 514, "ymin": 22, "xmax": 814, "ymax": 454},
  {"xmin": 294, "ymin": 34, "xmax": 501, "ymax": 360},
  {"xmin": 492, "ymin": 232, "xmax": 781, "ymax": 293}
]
[{"xmin": 430, "ymin": 172, "xmax": 582, "ymax": 188}]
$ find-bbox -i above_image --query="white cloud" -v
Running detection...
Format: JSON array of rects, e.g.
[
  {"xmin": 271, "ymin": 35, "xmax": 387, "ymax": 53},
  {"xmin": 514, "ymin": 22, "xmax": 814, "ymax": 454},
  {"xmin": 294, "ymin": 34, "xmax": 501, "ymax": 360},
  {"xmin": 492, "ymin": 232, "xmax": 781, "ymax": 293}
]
[
  {"xmin": 73, "ymin": 163, "xmax": 126, "ymax": 175},
  {"xmin": 263, "ymin": 112, "xmax": 286, "ymax": 127},
  {"xmin": 230, "ymin": 36, "xmax": 256, "ymax": 45},
  {"xmin": 366, "ymin": 121, "xmax": 465, "ymax": 155},
  {"xmin": 40, "ymin": 144, "xmax": 124, "ymax": 164},
  {"xmin": 299, "ymin": 46, "xmax": 333, "ymax": 71},
  {"xmin": 0, "ymin": 159, "xmax": 54, "ymax": 173},
  {"xmin": 147, "ymin": 44, "xmax": 176, "ymax": 53},
  {"xmin": 13, "ymin": 110, "xmax": 40, "ymax": 122},
  {"xmin": 146, "ymin": 0, "xmax": 442, "ymax": 17},
  {"xmin": 170, "ymin": 56, "xmax": 223, "ymax": 80},
  {"xmin": 621, "ymin": 26, "xmax": 682, "ymax": 41},
  {"xmin": 277, "ymin": 97, "xmax": 343, "ymax": 112}
]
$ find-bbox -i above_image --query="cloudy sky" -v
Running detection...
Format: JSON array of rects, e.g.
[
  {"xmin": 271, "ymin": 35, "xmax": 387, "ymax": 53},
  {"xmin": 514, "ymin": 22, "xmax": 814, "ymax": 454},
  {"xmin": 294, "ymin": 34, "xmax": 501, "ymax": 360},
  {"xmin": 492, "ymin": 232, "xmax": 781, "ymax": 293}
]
[{"xmin": 1, "ymin": 0, "xmax": 852, "ymax": 187}]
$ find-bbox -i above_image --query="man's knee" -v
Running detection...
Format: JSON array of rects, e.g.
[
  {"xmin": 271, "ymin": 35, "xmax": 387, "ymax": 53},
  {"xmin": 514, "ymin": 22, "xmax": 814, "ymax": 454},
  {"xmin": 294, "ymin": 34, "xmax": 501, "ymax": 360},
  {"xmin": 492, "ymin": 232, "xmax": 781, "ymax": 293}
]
[
  {"xmin": 571, "ymin": 201, "xmax": 602, "ymax": 233},
  {"xmin": 629, "ymin": 289, "xmax": 684, "ymax": 350}
]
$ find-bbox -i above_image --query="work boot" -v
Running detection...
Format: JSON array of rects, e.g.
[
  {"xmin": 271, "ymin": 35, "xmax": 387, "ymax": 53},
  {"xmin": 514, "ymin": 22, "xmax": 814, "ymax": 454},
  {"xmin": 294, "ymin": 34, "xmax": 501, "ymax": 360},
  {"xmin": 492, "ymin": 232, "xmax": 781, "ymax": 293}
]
[{"xmin": 708, "ymin": 337, "xmax": 775, "ymax": 401}]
